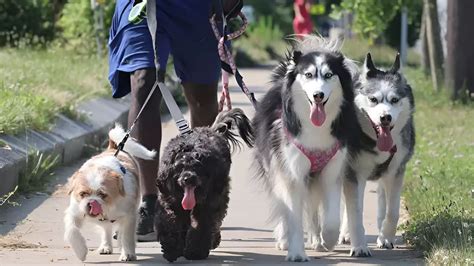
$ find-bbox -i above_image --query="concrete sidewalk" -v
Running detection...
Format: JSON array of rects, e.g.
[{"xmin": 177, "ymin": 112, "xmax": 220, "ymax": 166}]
[{"xmin": 0, "ymin": 68, "xmax": 423, "ymax": 265}]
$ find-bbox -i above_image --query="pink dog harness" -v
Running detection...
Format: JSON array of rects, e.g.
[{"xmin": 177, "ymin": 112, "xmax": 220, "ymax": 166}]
[{"xmin": 284, "ymin": 127, "xmax": 341, "ymax": 174}]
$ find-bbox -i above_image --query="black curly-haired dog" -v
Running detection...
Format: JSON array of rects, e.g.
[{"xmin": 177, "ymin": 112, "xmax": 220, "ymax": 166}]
[{"xmin": 155, "ymin": 108, "xmax": 254, "ymax": 262}]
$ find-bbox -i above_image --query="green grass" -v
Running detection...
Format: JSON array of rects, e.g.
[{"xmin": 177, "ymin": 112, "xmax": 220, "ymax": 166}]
[
  {"xmin": 18, "ymin": 151, "xmax": 60, "ymax": 193},
  {"xmin": 342, "ymin": 38, "xmax": 420, "ymax": 67},
  {"xmin": 0, "ymin": 48, "xmax": 109, "ymax": 134},
  {"xmin": 401, "ymin": 67, "xmax": 474, "ymax": 264}
]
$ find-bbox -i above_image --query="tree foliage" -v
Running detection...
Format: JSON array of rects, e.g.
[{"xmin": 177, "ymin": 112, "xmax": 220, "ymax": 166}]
[
  {"xmin": 331, "ymin": 0, "xmax": 422, "ymax": 42},
  {"xmin": 0, "ymin": 0, "xmax": 59, "ymax": 46},
  {"xmin": 57, "ymin": 0, "xmax": 115, "ymax": 53}
]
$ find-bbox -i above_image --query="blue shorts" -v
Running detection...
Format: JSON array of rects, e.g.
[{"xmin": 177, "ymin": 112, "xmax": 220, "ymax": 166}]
[{"xmin": 108, "ymin": 0, "xmax": 221, "ymax": 98}]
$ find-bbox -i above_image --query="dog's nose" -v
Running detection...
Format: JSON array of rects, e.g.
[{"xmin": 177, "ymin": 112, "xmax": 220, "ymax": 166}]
[
  {"xmin": 380, "ymin": 114, "xmax": 392, "ymax": 126},
  {"xmin": 313, "ymin": 92, "xmax": 324, "ymax": 103},
  {"xmin": 183, "ymin": 176, "xmax": 194, "ymax": 185}
]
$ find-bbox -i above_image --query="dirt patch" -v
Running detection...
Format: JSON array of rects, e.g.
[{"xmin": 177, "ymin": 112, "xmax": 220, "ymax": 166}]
[{"xmin": 0, "ymin": 236, "xmax": 47, "ymax": 250}]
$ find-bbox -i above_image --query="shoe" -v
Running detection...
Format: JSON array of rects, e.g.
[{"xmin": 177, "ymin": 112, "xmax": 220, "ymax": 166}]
[{"xmin": 136, "ymin": 194, "xmax": 157, "ymax": 242}]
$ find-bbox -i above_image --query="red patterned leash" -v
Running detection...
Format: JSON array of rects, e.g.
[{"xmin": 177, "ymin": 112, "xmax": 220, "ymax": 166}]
[{"xmin": 210, "ymin": 12, "xmax": 257, "ymax": 112}]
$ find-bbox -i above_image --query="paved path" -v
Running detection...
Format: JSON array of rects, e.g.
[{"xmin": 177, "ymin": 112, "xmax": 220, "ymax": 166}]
[{"xmin": 0, "ymin": 68, "xmax": 423, "ymax": 265}]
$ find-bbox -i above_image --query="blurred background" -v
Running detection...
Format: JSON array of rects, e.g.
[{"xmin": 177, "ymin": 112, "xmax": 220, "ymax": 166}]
[{"xmin": 0, "ymin": 0, "xmax": 472, "ymax": 264}]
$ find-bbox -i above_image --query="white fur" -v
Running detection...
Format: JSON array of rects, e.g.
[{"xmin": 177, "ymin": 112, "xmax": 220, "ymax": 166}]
[
  {"xmin": 341, "ymin": 73, "xmax": 413, "ymax": 255},
  {"xmin": 264, "ymin": 55, "xmax": 347, "ymax": 261},
  {"xmin": 64, "ymin": 126, "xmax": 155, "ymax": 261},
  {"xmin": 64, "ymin": 166, "xmax": 139, "ymax": 261},
  {"xmin": 109, "ymin": 124, "xmax": 156, "ymax": 160}
]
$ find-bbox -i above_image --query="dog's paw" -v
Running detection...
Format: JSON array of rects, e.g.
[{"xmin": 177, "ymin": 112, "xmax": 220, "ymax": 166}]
[
  {"xmin": 119, "ymin": 252, "xmax": 137, "ymax": 261},
  {"xmin": 349, "ymin": 246, "xmax": 372, "ymax": 257},
  {"xmin": 376, "ymin": 235, "xmax": 395, "ymax": 249},
  {"xmin": 163, "ymin": 253, "xmax": 179, "ymax": 263},
  {"xmin": 285, "ymin": 251, "xmax": 309, "ymax": 262},
  {"xmin": 275, "ymin": 241, "xmax": 288, "ymax": 251},
  {"xmin": 72, "ymin": 244, "xmax": 88, "ymax": 261},
  {"xmin": 183, "ymin": 250, "xmax": 210, "ymax": 260},
  {"xmin": 338, "ymin": 233, "xmax": 351, "ymax": 245},
  {"xmin": 98, "ymin": 244, "xmax": 113, "ymax": 255},
  {"xmin": 321, "ymin": 229, "xmax": 339, "ymax": 251},
  {"xmin": 310, "ymin": 241, "xmax": 326, "ymax": 252}
]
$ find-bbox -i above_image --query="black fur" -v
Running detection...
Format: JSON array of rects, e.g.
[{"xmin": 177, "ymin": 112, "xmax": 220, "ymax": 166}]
[
  {"xmin": 253, "ymin": 46, "xmax": 361, "ymax": 186},
  {"xmin": 356, "ymin": 62, "xmax": 415, "ymax": 181},
  {"xmin": 155, "ymin": 108, "xmax": 253, "ymax": 262}
]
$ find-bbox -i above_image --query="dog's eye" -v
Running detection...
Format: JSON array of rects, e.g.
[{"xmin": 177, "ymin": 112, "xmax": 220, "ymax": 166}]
[
  {"xmin": 79, "ymin": 191, "xmax": 90, "ymax": 198},
  {"xmin": 390, "ymin": 98, "xmax": 399, "ymax": 104},
  {"xmin": 304, "ymin": 72, "xmax": 313, "ymax": 79},
  {"xmin": 369, "ymin": 97, "xmax": 378, "ymax": 104},
  {"xmin": 97, "ymin": 191, "xmax": 107, "ymax": 199},
  {"xmin": 192, "ymin": 152, "xmax": 201, "ymax": 160},
  {"xmin": 324, "ymin": 73, "xmax": 333, "ymax": 79}
]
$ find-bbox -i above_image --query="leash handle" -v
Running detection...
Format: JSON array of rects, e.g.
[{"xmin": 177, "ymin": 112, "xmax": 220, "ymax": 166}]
[
  {"xmin": 210, "ymin": 12, "xmax": 258, "ymax": 111},
  {"xmin": 147, "ymin": 0, "xmax": 191, "ymax": 135}
]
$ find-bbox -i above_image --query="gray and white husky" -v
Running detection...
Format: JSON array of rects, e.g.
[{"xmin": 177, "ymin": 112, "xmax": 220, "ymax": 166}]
[
  {"xmin": 252, "ymin": 36, "xmax": 359, "ymax": 262},
  {"xmin": 339, "ymin": 53, "xmax": 415, "ymax": 256}
]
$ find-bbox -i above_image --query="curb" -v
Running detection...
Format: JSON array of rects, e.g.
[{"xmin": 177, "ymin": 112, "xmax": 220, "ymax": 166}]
[{"xmin": 0, "ymin": 97, "xmax": 130, "ymax": 197}]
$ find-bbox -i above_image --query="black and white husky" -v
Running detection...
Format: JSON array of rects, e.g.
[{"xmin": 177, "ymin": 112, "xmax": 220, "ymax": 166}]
[
  {"xmin": 252, "ymin": 36, "xmax": 359, "ymax": 262},
  {"xmin": 339, "ymin": 53, "xmax": 415, "ymax": 257}
]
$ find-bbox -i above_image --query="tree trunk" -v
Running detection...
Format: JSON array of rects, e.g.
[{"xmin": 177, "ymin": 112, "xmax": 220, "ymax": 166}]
[
  {"xmin": 419, "ymin": 7, "xmax": 430, "ymax": 76},
  {"xmin": 446, "ymin": 0, "xmax": 474, "ymax": 101},
  {"xmin": 424, "ymin": 0, "xmax": 444, "ymax": 91}
]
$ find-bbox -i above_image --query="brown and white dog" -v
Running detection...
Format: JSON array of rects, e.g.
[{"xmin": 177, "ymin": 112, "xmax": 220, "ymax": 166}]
[{"xmin": 64, "ymin": 124, "xmax": 155, "ymax": 261}]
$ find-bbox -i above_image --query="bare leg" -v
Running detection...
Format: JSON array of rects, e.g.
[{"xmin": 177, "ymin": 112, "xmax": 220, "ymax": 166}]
[
  {"xmin": 182, "ymin": 82, "xmax": 218, "ymax": 128},
  {"xmin": 129, "ymin": 68, "xmax": 162, "ymax": 196},
  {"xmin": 128, "ymin": 68, "xmax": 161, "ymax": 240}
]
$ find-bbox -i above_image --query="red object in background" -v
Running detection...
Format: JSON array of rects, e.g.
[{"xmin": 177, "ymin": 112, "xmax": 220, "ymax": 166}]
[{"xmin": 293, "ymin": 0, "xmax": 313, "ymax": 35}]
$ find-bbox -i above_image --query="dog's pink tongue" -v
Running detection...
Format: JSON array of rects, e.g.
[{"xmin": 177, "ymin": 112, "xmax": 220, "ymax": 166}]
[
  {"xmin": 310, "ymin": 103, "xmax": 326, "ymax": 126},
  {"xmin": 376, "ymin": 126, "xmax": 393, "ymax": 152},
  {"xmin": 89, "ymin": 200, "xmax": 102, "ymax": 216},
  {"xmin": 181, "ymin": 186, "xmax": 196, "ymax": 210}
]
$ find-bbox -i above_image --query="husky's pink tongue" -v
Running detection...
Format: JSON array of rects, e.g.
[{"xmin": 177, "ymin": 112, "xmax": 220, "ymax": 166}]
[
  {"xmin": 310, "ymin": 103, "xmax": 326, "ymax": 126},
  {"xmin": 376, "ymin": 126, "xmax": 393, "ymax": 152},
  {"xmin": 181, "ymin": 186, "xmax": 196, "ymax": 210},
  {"xmin": 89, "ymin": 200, "xmax": 102, "ymax": 216}
]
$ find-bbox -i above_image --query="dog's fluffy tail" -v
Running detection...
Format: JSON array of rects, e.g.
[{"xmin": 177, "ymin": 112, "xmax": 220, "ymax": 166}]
[
  {"xmin": 212, "ymin": 108, "xmax": 254, "ymax": 151},
  {"xmin": 108, "ymin": 124, "xmax": 156, "ymax": 160}
]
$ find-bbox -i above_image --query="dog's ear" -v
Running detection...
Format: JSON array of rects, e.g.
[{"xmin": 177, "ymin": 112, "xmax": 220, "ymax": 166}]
[
  {"xmin": 292, "ymin": 50, "xmax": 302, "ymax": 65},
  {"xmin": 103, "ymin": 170, "xmax": 125, "ymax": 197},
  {"xmin": 216, "ymin": 123, "xmax": 228, "ymax": 134},
  {"xmin": 67, "ymin": 172, "xmax": 81, "ymax": 195},
  {"xmin": 389, "ymin": 53, "xmax": 401, "ymax": 73},
  {"xmin": 364, "ymin": 53, "xmax": 376, "ymax": 73}
]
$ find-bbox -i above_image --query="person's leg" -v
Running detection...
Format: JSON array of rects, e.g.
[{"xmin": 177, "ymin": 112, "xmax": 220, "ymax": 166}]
[
  {"xmin": 182, "ymin": 82, "xmax": 218, "ymax": 128},
  {"xmin": 128, "ymin": 68, "xmax": 162, "ymax": 241}
]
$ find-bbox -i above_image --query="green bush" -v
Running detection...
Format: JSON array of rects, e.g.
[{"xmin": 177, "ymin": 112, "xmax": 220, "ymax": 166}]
[
  {"xmin": 57, "ymin": 0, "xmax": 115, "ymax": 53},
  {"xmin": 332, "ymin": 0, "xmax": 422, "ymax": 43},
  {"xmin": 0, "ymin": 0, "xmax": 58, "ymax": 47},
  {"xmin": 245, "ymin": 0, "xmax": 294, "ymax": 35},
  {"xmin": 383, "ymin": 3, "xmax": 423, "ymax": 48},
  {"xmin": 234, "ymin": 16, "xmax": 287, "ymax": 66}
]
